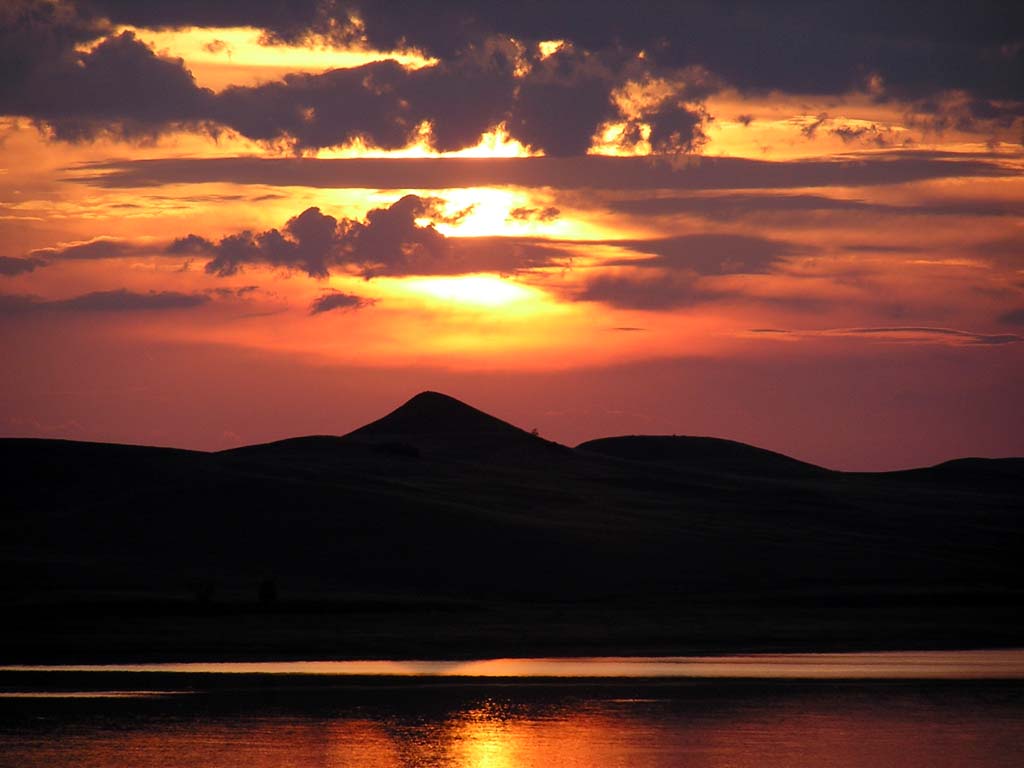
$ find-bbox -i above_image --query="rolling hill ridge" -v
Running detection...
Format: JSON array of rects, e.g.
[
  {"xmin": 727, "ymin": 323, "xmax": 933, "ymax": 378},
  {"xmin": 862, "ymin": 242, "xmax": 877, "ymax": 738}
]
[{"xmin": 1, "ymin": 391, "xmax": 1021, "ymax": 661}]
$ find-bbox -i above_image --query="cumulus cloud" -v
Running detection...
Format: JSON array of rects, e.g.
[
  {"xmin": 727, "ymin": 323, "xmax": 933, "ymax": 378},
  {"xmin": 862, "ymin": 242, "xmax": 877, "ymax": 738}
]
[
  {"xmin": 906, "ymin": 91, "xmax": 1024, "ymax": 145},
  {"xmin": 309, "ymin": 292, "xmax": 375, "ymax": 315},
  {"xmin": 211, "ymin": 37, "xmax": 709, "ymax": 155},
  {"xmin": 168, "ymin": 195, "xmax": 573, "ymax": 279},
  {"xmin": 1, "ymin": 4, "xmax": 711, "ymax": 155},
  {"xmin": 1, "ymin": 16, "xmax": 214, "ymax": 141},
  {"xmin": 171, "ymin": 195, "xmax": 450, "ymax": 278},
  {"xmin": 505, "ymin": 42, "xmax": 620, "ymax": 156},
  {"xmin": 352, "ymin": 2, "xmax": 1024, "ymax": 103},
  {"xmin": 4, "ymin": 1, "xmax": 1020, "ymax": 153},
  {"xmin": 0, "ymin": 288, "xmax": 210, "ymax": 314}
]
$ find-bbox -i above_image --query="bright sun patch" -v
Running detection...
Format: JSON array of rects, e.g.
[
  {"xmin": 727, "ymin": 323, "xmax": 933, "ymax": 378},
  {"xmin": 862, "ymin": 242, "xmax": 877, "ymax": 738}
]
[
  {"xmin": 399, "ymin": 274, "xmax": 540, "ymax": 308},
  {"xmin": 317, "ymin": 123, "xmax": 537, "ymax": 159},
  {"xmin": 430, "ymin": 188, "xmax": 537, "ymax": 237}
]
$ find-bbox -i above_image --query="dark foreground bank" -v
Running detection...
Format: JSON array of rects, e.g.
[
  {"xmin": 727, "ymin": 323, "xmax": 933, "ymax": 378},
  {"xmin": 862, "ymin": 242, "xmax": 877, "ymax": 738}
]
[{"xmin": 3, "ymin": 589, "xmax": 1023, "ymax": 664}]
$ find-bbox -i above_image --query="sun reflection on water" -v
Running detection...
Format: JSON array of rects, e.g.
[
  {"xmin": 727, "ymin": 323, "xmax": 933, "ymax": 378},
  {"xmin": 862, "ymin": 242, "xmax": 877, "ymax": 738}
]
[{"xmin": 2, "ymin": 677, "xmax": 1023, "ymax": 768}]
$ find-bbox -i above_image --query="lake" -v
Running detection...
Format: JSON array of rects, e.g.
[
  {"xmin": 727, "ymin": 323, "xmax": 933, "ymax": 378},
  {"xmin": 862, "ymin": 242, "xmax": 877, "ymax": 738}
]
[{"xmin": 2, "ymin": 652, "xmax": 1023, "ymax": 767}]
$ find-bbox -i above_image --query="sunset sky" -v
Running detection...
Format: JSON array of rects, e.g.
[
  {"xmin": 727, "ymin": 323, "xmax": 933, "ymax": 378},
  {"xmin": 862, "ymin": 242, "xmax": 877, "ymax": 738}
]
[{"xmin": 1, "ymin": 0, "xmax": 1022, "ymax": 470}]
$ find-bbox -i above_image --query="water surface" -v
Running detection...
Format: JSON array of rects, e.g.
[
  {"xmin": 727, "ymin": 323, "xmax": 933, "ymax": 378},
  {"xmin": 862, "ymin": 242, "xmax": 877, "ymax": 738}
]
[{"xmin": 2, "ymin": 653, "xmax": 1022, "ymax": 767}]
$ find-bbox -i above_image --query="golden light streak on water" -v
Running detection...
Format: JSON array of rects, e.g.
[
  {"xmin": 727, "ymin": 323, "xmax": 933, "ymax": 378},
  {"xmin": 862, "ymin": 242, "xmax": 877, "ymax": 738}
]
[{"xmin": 5, "ymin": 650, "xmax": 1024, "ymax": 679}]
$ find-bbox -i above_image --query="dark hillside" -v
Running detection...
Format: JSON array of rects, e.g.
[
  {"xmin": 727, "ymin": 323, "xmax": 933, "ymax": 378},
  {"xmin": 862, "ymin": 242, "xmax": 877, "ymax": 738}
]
[
  {"xmin": 577, "ymin": 435, "xmax": 825, "ymax": 477},
  {"xmin": 1, "ymin": 393, "xmax": 1021, "ymax": 661}
]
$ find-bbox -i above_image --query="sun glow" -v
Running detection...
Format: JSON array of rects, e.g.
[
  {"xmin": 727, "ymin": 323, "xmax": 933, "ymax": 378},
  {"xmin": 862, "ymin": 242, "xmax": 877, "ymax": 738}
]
[
  {"xmin": 78, "ymin": 26, "xmax": 437, "ymax": 90},
  {"xmin": 429, "ymin": 187, "xmax": 537, "ymax": 237},
  {"xmin": 590, "ymin": 120, "xmax": 652, "ymax": 156},
  {"xmin": 398, "ymin": 274, "xmax": 541, "ymax": 308},
  {"xmin": 538, "ymin": 39, "xmax": 568, "ymax": 59},
  {"xmin": 317, "ymin": 123, "xmax": 537, "ymax": 159},
  {"xmin": 424, "ymin": 187, "xmax": 632, "ymax": 240}
]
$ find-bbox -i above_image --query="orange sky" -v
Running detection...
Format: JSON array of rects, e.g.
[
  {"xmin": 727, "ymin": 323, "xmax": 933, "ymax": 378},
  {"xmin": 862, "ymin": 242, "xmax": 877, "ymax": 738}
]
[{"xmin": 1, "ymin": 3, "xmax": 1022, "ymax": 469}]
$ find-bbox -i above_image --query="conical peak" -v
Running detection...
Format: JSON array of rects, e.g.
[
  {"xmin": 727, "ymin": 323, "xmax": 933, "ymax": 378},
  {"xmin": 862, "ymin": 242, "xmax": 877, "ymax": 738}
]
[
  {"xmin": 349, "ymin": 391, "xmax": 522, "ymax": 439},
  {"xmin": 392, "ymin": 391, "xmax": 487, "ymax": 422},
  {"xmin": 402, "ymin": 391, "xmax": 464, "ymax": 409}
]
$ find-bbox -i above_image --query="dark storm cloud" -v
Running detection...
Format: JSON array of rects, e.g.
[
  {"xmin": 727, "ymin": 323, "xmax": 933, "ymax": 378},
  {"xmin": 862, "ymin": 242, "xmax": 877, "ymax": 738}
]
[
  {"xmin": 509, "ymin": 206, "xmax": 560, "ymax": 222},
  {"xmin": 445, "ymin": 237, "xmax": 572, "ymax": 275},
  {"xmin": 977, "ymin": 235, "xmax": 1024, "ymax": 269},
  {"xmin": 188, "ymin": 207, "xmax": 353, "ymax": 278},
  {"xmin": 831, "ymin": 124, "xmax": 901, "ymax": 147},
  {"xmin": 839, "ymin": 327, "xmax": 1023, "ymax": 344},
  {"xmin": 568, "ymin": 229, "xmax": 830, "ymax": 311},
  {"xmin": 207, "ymin": 285, "xmax": 259, "ymax": 299},
  {"xmin": 57, "ymin": 288, "xmax": 210, "ymax": 311},
  {"xmin": 212, "ymin": 60, "xmax": 424, "ymax": 153},
  {"xmin": 87, "ymin": 0, "xmax": 1016, "ymax": 103},
  {"xmin": 78, "ymin": 0, "xmax": 325, "ymax": 38},
  {"xmin": 350, "ymin": 1, "xmax": 1024, "ymax": 102},
  {"xmin": 799, "ymin": 114, "xmax": 912, "ymax": 148},
  {"xmin": 751, "ymin": 326, "xmax": 1024, "ymax": 345},
  {"xmin": 9, "ymin": 1, "xmax": 1019, "ymax": 151},
  {"xmin": 168, "ymin": 196, "xmax": 573, "ymax": 279},
  {"xmin": 0, "ymin": 288, "xmax": 210, "ymax": 314},
  {"xmin": 598, "ymin": 234, "xmax": 805, "ymax": 275},
  {"xmin": 606, "ymin": 193, "xmax": 1024, "ymax": 219},
  {"xmin": 171, "ymin": 195, "xmax": 449, "ymax": 278},
  {"xmin": 999, "ymin": 308, "xmax": 1024, "ymax": 326},
  {"xmin": 28, "ymin": 237, "xmax": 149, "ymax": 260},
  {"xmin": 136, "ymin": 0, "xmax": 1013, "ymax": 138},
  {"xmin": 0, "ymin": 238, "xmax": 159, "ymax": 276},
  {"xmin": 0, "ymin": 256, "xmax": 47, "ymax": 276},
  {"xmin": 578, "ymin": 271, "xmax": 706, "ymax": 310},
  {"xmin": 576, "ymin": 271, "xmax": 825, "ymax": 311},
  {"xmin": 2, "ymin": 4, "xmax": 708, "ymax": 155},
  {"xmin": 504, "ymin": 43, "xmax": 622, "ymax": 157},
  {"xmin": 840, "ymin": 244, "xmax": 927, "ymax": 254},
  {"xmin": 908, "ymin": 94, "xmax": 1024, "ymax": 139},
  {"xmin": 309, "ymin": 292, "xmax": 375, "ymax": 315},
  {"xmin": 801, "ymin": 113, "xmax": 830, "ymax": 140},
  {"xmin": 69, "ymin": 153, "xmax": 1015, "ymax": 191},
  {"xmin": 0, "ymin": 17, "xmax": 215, "ymax": 141},
  {"xmin": 208, "ymin": 41, "xmax": 705, "ymax": 155}
]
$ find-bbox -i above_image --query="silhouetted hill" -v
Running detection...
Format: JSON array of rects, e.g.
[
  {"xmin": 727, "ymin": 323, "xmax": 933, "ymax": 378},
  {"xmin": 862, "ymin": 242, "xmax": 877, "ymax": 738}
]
[
  {"xmin": 351, "ymin": 391, "xmax": 519, "ymax": 439},
  {"xmin": 1, "ymin": 392, "xmax": 1021, "ymax": 661},
  {"xmin": 577, "ymin": 435, "xmax": 824, "ymax": 477},
  {"xmin": 232, "ymin": 392, "xmax": 568, "ymax": 462},
  {"xmin": 888, "ymin": 457, "xmax": 1024, "ymax": 491},
  {"xmin": 344, "ymin": 390, "xmax": 568, "ymax": 460}
]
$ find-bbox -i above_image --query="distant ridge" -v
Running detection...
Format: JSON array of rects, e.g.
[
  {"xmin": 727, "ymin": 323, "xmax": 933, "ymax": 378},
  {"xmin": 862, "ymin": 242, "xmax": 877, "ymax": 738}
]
[
  {"xmin": 889, "ymin": 456, "xmax": 1024, "ymax": 490},
  {"xmin": 576, "ymin": 434, "xmax": 824, "ymax": 476}
]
